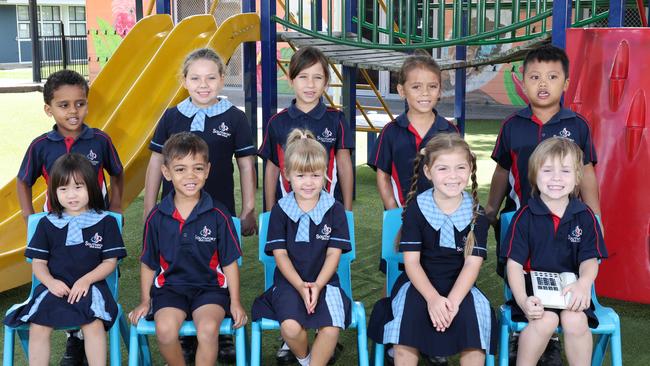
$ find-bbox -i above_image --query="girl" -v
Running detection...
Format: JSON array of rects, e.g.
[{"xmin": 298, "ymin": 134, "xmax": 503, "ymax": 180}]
[
  {"xmin": 368, "ymin": 133, "xmax": 497, "ymax": 365},
  {"xmin": 501, "ymin": 137, "xmax": 607, "ymax": 366},
  {"xmin": 4, "ymin": 153, "xmax": 126, "ymax": 366},
  {"xmin": 252, "ymin": 128, "xmax": 352, "ymax": 366}
]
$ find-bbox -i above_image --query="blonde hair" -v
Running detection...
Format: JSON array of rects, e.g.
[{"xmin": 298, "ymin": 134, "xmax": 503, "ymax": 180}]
[
  {"xmin": 402, "ymin": 133, "xmax": 479, "ymax": 257},
  {"xmin": 528, "ymin": 137, "xmax": 584, "ymax": 197},
  {"xmin": 182, "ymin": 48, "xmax": 225, "ymax": 77},
  {"xmin": 284, "ymin": 128, "xmax": 328, "ymax": 176}
]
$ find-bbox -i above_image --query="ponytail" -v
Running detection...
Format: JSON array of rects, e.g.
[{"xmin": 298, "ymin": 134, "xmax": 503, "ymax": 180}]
[{"xmin": 464, "ymin": 152, "xmax": 479, "ymax": 258}]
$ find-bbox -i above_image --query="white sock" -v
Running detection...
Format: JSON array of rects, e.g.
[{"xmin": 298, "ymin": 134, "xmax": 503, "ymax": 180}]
[
  {"xmin": 297, "ymin": 353, "xmax": 311, "ymax": 366},
  {"xmin": 387, "ymin": 347, "xmax": 395, "ymax": 358}
]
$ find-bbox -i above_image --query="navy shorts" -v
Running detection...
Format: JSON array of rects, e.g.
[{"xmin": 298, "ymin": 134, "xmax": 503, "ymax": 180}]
[{"xmin": 150, "ymin": 286, "xmax": 230, "ymax": 319}]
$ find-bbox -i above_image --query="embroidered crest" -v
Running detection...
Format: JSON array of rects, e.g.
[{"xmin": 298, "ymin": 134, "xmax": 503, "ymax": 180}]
[
  {"xmin": 568, "ymin": 225, "xmax": 583, "ymax": 243},
  {"xmin": 316, "ymin": 224, "xmax": 332, "ymax": 240},
  {"xmin": 195, "ymin": 225, "xmax": 216, "ymax": 243},
  {"xmin": 86, "ymin": 150, "xmax": 98, "ymax": 165},
  {"xmin": 317, "ymin": 127, "xmax": 336, "ymax": 143},
  {"xmin": 85, "ymin": 232, "xmax": 103, "ymax": 249},
  {"xmin": 558, "ymin": 128, "xmax": 571, "ymax": 138},
  {"xmin": 213, "ymin": 122, "xmax": 231, "ymax": 138}
]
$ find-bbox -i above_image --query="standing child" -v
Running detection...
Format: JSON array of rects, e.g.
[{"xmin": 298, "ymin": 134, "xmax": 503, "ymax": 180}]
[
  {"xmin": 501, "ymin": 137, "xmax": 607, "ymax": 366},
  {"xmin": 368, "ymin": 134, "xmax": 497, "ymax": 365},
  {"xmin": 5, "ymin": 153, "xmax": 127, "ymax": 366},
  {"xmin": 129, "ymin": 132, "xmax": 247, "ymax": 366},
  {"xmin": 252, "ymin": 129, "xmax": 352, "ymax": 366},
  {"xmin": 15, "ymin": 69, "xmax": 124, "ymax": 365}
]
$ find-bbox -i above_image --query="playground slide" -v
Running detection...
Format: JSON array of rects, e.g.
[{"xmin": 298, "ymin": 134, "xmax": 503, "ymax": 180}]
[{"xmin": 0, "ymin": 13, "xmax": 261, "ymax": 292}]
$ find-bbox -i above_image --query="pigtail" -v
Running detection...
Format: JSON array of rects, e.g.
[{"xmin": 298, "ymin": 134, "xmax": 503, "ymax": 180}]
[
  {"xmin": 464, "ymin": 152, "xmax": 479, "ymax": 258},
  {"xmin": 395, "ymin": 149, "xmax": 426, "ymax": 249}
]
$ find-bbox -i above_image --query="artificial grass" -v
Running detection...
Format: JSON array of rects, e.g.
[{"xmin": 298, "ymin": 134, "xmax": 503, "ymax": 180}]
[{"xmin": 0, "ymin": 120, "xmax": 648, "ymax": 365}]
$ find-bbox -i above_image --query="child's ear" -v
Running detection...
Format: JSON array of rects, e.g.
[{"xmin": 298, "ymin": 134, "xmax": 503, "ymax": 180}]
[
  {"xmin": 563, "ymin": 78, "xmax": 570, "ymax": 92},
  {"xmin": 396, "ymin": 84, "xmax": 405, "ymax": 98},
  {"xmin": 422, "ymin": 164, "xmax": 432, "ymax": 181},
  {"xmin": 205, "ymin": 162, "xmax": 211, "ymax": 176},
  {"xmin": 161, "ymin": 164, "xmax": 172, "ymax": 182},
  {"xmin": 44, "ymin": 104, "xmax": 52, "ymax": 117}
]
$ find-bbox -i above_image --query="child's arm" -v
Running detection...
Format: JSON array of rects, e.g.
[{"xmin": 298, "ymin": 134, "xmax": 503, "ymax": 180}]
[
  {"xmin": 308, "ymin": 247, "xmax": 343, "ymax": 313},
  {"xmin": 222, "ymin": 261, "xmax": 247, "ymax": 328},
  {"xmin": 68, "ymin": 258, "xmax": 118, "ymax": 304},
  {"xmin": 273, "ymin": 249, "xmax": 313, "ymax": 312},
  {"xmin": 506, "ymin": 259, "xmax": 543, "ymax": 320},
  {"xmin": 236, "ymin": 155, "xmax": 257, "ymax": 236},
  {"xmin": 580, "ymin": 164, "xmax": 602, "ymax": 218},
  {"xmin": 264, "ymin": 161, "xmax": 280, "ymax": 211},
  {"xmin": 376, "ymin": 169, "xmax": 398, "ymax": 209},
  {"xmin": 108, "ymin": 172, "xmax": 124, "ymax": 213},
  {"xmin": 485, "ymin": 165, "xmax": 509, "ymax": 225},
  {"xmin": 335, "ymin": 149, "xmax": 354, "ymax": 210},
  {"xmin": 563, "ymin": 258, "xmax": 598, "ymax": 312},
  {"xmin": 32, "ymin": 259, "xmax": 70, "ymax": 298},
  {"xmin": 16, "ymin": 179, "xmax": 34, "ymax": 224},
  {"xmin": 142, "ymin": 152, "xmax": 164, "ymax": 221},
  {"xmin": 446, "ymin": 256, "xmax": 483, "ymax": 320},
  {"xmin": 129, "ymin": 264, "xmax": 156, "ymax": 324}
]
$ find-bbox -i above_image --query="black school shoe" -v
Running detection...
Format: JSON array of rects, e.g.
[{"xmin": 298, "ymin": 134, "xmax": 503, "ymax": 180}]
[
  {"xmin": 327, "ymin": 343, "xmax": 344, "ymax": 365},
  {"xmin": 276, "ymin": 342, "xmax": 297, "ymax": 364},
  {"xmin": 509, "ymin": 333, "xmax": 519, "ymax": 365},
  {"xmin": 180, "ymin": 335, "xmax": 197, "ymax": 365},
  {"xmin": 424, "ymin": 356, "xmax": 449, "ymax": 366},
  {"xmin": 539, "ymin": 338, "xmax": 563, "ymax": 366},
  {"xmin": 59, "ymin": 334, "xmax": 88, "ymax": 366},
  {"xmin": 218, "ymin": 334, "xmax": 237, "ymax": 364}
]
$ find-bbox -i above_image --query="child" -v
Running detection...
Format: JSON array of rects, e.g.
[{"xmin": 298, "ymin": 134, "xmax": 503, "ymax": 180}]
[
  {"xmin": 5, "ymin": 153, "xmax": 127, "ymax": 366},
  {"xmin": 252, "ymin": 128, "xmax": 352, "ymax": 366},
  {"xmin": 144, "ymin": 47, "xmax": 257, "ymax": 237},
  {"xmin": 258, "ymin": 46, "xmax": 354, "ymax": 212},
  {"xmin": 369, "ymin": 51, "xmax": 458, "ymax": 210},
  {"xmin": 129, "ymin": 132, "xmax": 247, "ymax": 365},
  {"xmin": 368, "ymin": 133, "xmax": 497, "ymax": 365},
  {"xmin": 500, "ymin": 137, "xmax": 607, "ymax": 366},
  {"xmin": 486, "ymin": 44, "xmax": 600, "ymax": 365},
  {"xmin": 15, "ymin": 69, "xmax": 124, "ymax": 365}
]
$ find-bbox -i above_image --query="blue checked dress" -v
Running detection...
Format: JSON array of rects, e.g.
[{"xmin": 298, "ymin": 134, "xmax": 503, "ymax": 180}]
[
  {"xmin": 368, "ymin": 190, "xmax": 498, "ymax": 356},
  {"xmin": 251, "ymin": 192, "xmax": 352, "ymax": 329}
]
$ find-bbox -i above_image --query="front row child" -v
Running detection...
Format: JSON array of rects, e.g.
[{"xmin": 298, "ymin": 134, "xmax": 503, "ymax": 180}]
[
  {"xmin": 252, "ymin": 128, "xmax": 352, "ymax": 366},
  {"xmin": 368, "ymin": 133, "xmax": 497, "ymax": 365},
  {"xmin": 501, "ymin": 137, "xmax": 607, "ymax": 366},
  {"xmin": 129, "ymin": 132, "xmax": 246, "ymax": 365},
  {"xmin": 5, "ymin": 153, "xmax": 127, "ymax": 366}
]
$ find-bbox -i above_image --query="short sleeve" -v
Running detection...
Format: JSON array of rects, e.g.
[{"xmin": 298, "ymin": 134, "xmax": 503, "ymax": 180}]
[
  {"xmin": 149, "ymin": 110, "xmax": 173, "ymax": 153},
  {"xmin": 140, "ymin": 211, "xmax": 160, "ymax": 270},
  {"xmin": 335, "ymin": 112, "xmax": 355, "ymax": 150},
  {"xmin": 100, "ymin": 215, "xmax": 126, "ymax": 260},
  {"xmin": 214, "ymin": 208, "xmax": 242, "ymax": 267},
  {"xmin": 491, "ymin": 123, "xmax": 512, "ymax": 170},
  {"xmin": 327, "ymin": 204, "xmax": 351, "ymax": 253},
  {"xmin": 368, "ymin": 124, "xmax": 393, "ymax": 173},
  {"xmin": 499, "ymin": 208, "xmax": 530, "ymax": 265},
  {"xmin": 577, "ymin": 210, "xmax": 607, "ymax": 263},
  {"xmin": 232, "ymin": 110, "xmax": 256, "ymax": 158},
  {"xmin": 258, "ymin": 114, "xmax": 280, "ymax": 165},
  {"xmin": 25, "ymin": 219, "xmax": 51, "ymax": 260},
  {"xmin": 469, "ymin": 212, "xmax": 489, "ymax": 258},
  {"xmin": 264, "ymin": 205, "xmax": 288, "ymax": 255},
  {"xmin": 17, "ymin": 137, "xmax": 44, "ymax": 186},
  {"xmin": 577, "ymin": 118, "xmax": 598, "ymax": 165},
  {"xmin": 399, "ymin": 203, "xmax": 423, "ymax": 252},
  {"xmin": 98, "ymin": 131, "xmax": 124, "ymax": 176}
]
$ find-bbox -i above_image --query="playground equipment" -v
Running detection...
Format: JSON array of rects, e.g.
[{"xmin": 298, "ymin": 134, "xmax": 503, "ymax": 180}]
[{"xmin": 0, "ymin": 12, "xmax": 260, "ymax": 292}]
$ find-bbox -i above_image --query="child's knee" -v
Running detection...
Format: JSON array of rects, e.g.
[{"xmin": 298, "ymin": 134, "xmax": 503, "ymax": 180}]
[
  {"xmin": 530, "ymin": 311, "xmax": 560, "ymax": 335},
  {"xmin": 29, "ymin": 323, "xmax": 52, "ymax": 338},
  {"xmin": 155, "ymin": 320, "xmax": 180, "ymax": 345},
  {"xmin": 195, "ymin": 319, "xmax": 220, "ymax": 344},
  {"xmin": 560, "ymin": 311, "xmax": 589, "ymax": 336},
  {"xmin": 81, "ymin": 319, "xmax": 105, "ymax": 335},
  {"xmin": 280, "ymin": 319, "xmax": 303, "ymax": 340},
  {"xmin": 317, "ymin": 326, "xmax": 340, "ymax": 340}
]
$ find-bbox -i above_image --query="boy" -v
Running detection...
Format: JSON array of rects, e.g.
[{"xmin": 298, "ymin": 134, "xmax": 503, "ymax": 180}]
[
  {"xmin": 16, "ymin": 69, "xmax": 124, "ymax": 366},
  {"xmin": 486, "ymin": 44, "xmax": 601, "ymax": 366},
  {"xmin": 129, "ymin": 132, "xmax": 247, "ymax": 365}
]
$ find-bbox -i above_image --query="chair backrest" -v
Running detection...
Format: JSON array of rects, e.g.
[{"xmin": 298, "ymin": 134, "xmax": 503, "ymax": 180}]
[
  {"xmin": 382, "ymin": 208, "xmax": 404, "ymax": 294},
  {"xmin": 258, "ymin": 211, "xmax": 356, "ymax": 299},
  {"xmin": 27, "ymin": 211, "xmax": 123, "ymax": 300}
]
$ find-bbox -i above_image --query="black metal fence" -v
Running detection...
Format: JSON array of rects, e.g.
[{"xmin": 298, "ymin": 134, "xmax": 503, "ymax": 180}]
[{"xmin": 38, "ymin": 23, "xmax": 88, "ymax": 79}]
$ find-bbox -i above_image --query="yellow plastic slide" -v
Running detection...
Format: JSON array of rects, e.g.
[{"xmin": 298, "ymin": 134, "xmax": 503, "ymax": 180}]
[{"xmin": 0, "ymin": 13, "xmax": 260, "ymax": 292}]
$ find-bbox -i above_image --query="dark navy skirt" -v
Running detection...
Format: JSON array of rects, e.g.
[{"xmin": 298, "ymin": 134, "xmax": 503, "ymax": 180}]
[
  {"xmin": 368, "ymin": 273, "xmax": 498, "ymax": 357},
  {"xmin": 4, "ymin": 281, "xmax": 118, "ymax": 331}
]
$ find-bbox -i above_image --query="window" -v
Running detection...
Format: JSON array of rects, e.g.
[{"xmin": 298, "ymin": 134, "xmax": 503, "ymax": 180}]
[
  {"xmin": 17, "ymin": 6, "xmax": 30, "ymax": 39},
  {"xmin": 68, "ymin": 6, "xmax": 87, "ymax": 36},
  {"xmin": 40, "ymin": 6, "xmax": 61, "ymax": 36}
]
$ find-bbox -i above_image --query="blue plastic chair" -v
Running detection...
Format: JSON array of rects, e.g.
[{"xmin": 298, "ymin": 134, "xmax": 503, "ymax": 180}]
[
  {"xmin": 372, "ymin": 208, "xmax": 495, "ymax": 366},
  {"xmin": 498, "ymin": 211, "xmax": 622, "ymax": 366},
  {"xmin": 3, "ymin": 212, "xmax": 129, "ymax": 366},
  {"xmin": 250, "ymin": 211, "xmax": 369, "ymax": 366},
  {"xmin": 128, "ymin": 217, "xmax": 246, "ymax": 366}
]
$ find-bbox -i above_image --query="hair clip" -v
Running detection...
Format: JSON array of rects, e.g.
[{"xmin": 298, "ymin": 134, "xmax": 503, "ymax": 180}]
[
  {"xmin": 470, "ymin": 222, "xmax": 475, "ymax": 231},
  {"xmin": 419, "ymin": 148, "xmax": 426, "ymax": 155},
  {"xmin": 300, "ymin": 133, "xmax": 308, "ymax": 139}
]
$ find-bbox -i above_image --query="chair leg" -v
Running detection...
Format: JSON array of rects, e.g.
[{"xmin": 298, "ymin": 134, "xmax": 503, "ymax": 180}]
[
  {"xmin": 485, "ymin": 353, "xmax": 495, "ymax": 366},
  {"xmin": 140, "ymin": 334, "xmax": 152, "ymax": 366},
  {"xmin": 17, "ymin": 328, "xmax": 29, "ymax": 360},
  {"xmin": 109, "ymin": 314, "xmax": 121, "ymax": 366},
  {"xmin": 235, "ymin": 325, "xmax": 247, "ymax": 366},
  {"xmin": 592, "ymin": 334, "xmax": 609, "ymax": 366},
  {"xmin": 373, "ymin": 343, "xmax": 384, "ymax": 366},
  {"xmin": 498, "ymin": 321, "xmax": 510, "ymax": 366},
  {"xmin": 128, "ymin": 325, "xmax": 140, "ymax": 366},
  {"xmin": 119, "ymin": 312, "xmax": 130, "ymax": 350},
  {"xmin": 355, "ymin": 304, "xmax": 369, "ymax": 366},
  {"xmin": 610, "ymin": 327, "xmax": 623, "ymax": 366},
  {"xmin": 3, "ymin": 326, "xmax": 15, "ymax": 366},
  {"xmin": 250, "ymin": 321, "xmax": 262, "ymax": 366}
]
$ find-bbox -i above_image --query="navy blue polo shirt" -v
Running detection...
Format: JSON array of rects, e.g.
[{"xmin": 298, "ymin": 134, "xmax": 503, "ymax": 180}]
[
  {"xmin": 258, "ymin": 100, "xmax": 355, "ymax": 203},
  {"xmin": 18, "ymin": 125, "xmax": 123, "ymax": 209},
  {"xmin": 150, "ymin": 104, "xmax": 256, "ymax": 214},
  {"xmin": 491, "ymin": 106, "xmax": 597, "ymax": 212},
  {"xmin": 26, "ymin": 214, "xmax": 126, "ymax": 287},
  {"xmin": 368, "ymin": 109, "xmax": 459, "ymax": 207},
  {"xmin": 141, "ymin": 191, "xmax": 242, "ymax": 289},
  {"xmin": 500, "ymin": 196, "xmax": 607, "ymax": 274}
]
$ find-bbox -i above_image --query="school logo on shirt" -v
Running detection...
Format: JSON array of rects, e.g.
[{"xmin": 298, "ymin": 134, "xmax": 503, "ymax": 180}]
[
  {"xmin": 316, "ymin": 224, "xmax": 332, "ymax": 240},
  {"xmin": 317, "ymin": 127, "xmax": 336, "ymax": 144},
  {"xmin": 556, "ymin": 128, "xmax": 572, "ymax": 140},
  {"xmin": 86, "ymin": 150, "xmax": 99, "ymax": 166},
  {"xmin": 195, "ymin": 225, "xmax": 216, "ymax": 243},
  {"xmin": 85, "ymin": 232, "xmax": 103, "ymax": 249},
  {"xmin": 568, "ymin": 225, "xmax": 583, "ymax": 243},
  {"xmin": 213, "ymin": 122, "xmax": 231, "ymax": 138}
]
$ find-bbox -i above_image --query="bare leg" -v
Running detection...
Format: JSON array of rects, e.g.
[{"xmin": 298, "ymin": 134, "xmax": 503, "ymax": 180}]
[
  {"xmin": 561, "ymin": 310, "xmax": 591, "ymax": 366},
  {"xmin": 81, "ymin": 319, "xmax": 106, "ymax": 366},
  {"xmin": 310, "ymin": 326, "xmax": 340, "ymax": 366},
  {"xmin": 192, "ymin": 304, "xmax": 225, "ymax": 366},
  {"xmin": 29, "ymin": 323, "xmax": 53, "ymax": 366},
  {"xmin": 154, "ymin": 307, "xmax": 187, "ymax": 366},
  {"xmin": 517, "ymin": 311, "xmax": 559, "ymax": 366},
  {"xmin": 280, "ymin": 319, "xmax": 309, "ymax": 358},
  {"xmin": 459, "ymin": 348, "xmax": 485, "ymax": 366},
  {"xmin": 393, "ymin": 344, "xmax": 419, "ymax": 366}
]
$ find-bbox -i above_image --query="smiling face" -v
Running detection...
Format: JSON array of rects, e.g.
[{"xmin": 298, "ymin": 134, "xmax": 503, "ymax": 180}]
[
  {"xmin": 423, "ymin": 148, "xmax": 471, "ymax": 200},
  {"xmin": 44, "ymin": 84, "xmax": 88, "ymax": 137},
  {"xmin": 55, "ymin": 174, "xmax": 90, "ymax": 216},
  {"xmin": 162, "ymin": 153, "xmax": 210, "ymax": 200},
  {"xmin": 535, "ymin": 153, "xmax": 578, "ymax": 204},
  {"xmin": 522, "ymin": 60, "xmax": 569, "ymax": 112},
  {"xmin": 397, "ymin": 66, "xmax": 441, "ymax": 116},
  {"xmin": 287, "ymin": 169, "xmax": 325, "ymax": 203},
  {"xmin": 183, "ymin": 58, "xmax": 225, "ymax": 108},
  {"xmin": 289, "ymin": 62, "xmax": 328, "ymax": 112}
]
